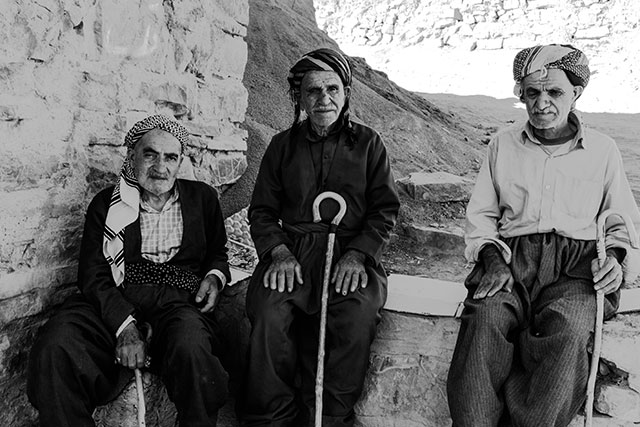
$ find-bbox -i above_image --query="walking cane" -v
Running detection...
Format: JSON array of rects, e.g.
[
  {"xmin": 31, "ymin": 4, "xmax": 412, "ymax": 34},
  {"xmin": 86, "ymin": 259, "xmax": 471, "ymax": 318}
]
[
  {"xmin": 134, "ymin": 368, "xmax": 146, "ymax": 427},
  {"xmin": 134, "ymin": 322, "xmax": 153, "ymax": 427},
  {"xmin": 312, "ymin": 191, "xmax": 347, "ymax": 427},
  {"xmin": 584, "ymin": 209, "xmax": 638, "ymax": 427}
]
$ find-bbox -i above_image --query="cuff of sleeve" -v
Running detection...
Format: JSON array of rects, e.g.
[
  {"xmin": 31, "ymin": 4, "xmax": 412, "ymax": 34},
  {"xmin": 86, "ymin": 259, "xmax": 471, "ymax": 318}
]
[
  {"xmin": 115, "ymin": 315, "xmax": 136, "ymax": 338},
  {"xmin": 205, "ymin": 269, "xmax": 227, "ymax": 289},
  {"xmin": 466, "ymin": 239, "xmax": 512, "ymax": 264}
]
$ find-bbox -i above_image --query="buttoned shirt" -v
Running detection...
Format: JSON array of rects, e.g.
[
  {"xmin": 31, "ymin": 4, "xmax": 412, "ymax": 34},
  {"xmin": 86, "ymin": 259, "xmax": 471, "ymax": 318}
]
[
  {"xmin": 465, "ymin": 112, "xmax": 640, "ymax": 266},
  {"xmin": 140, "ymin": 188, "xmax": 183, "ymax": 263}
]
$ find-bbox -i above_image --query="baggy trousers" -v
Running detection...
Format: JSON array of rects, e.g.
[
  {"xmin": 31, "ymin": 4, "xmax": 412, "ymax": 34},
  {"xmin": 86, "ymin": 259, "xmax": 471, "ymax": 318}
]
[
  {"xmin": 27, "ymin": 284, "xmax": 229, "ymax": 427},
  {"xmin": 447, "ymin": 233, "xmax": 618, "ymax": 427},
  {"xmin": 242, "ymin": 229, "xmax": 387, "ymax": 427}
]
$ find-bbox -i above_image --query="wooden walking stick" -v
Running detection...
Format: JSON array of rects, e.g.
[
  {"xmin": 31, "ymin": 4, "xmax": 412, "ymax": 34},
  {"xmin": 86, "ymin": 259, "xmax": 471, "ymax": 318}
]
[
  {"xmin": 134, "ymin": 322, "xmax": 153, "ymax": 427},
  {"xmin": 585, "ymin": 209, "xmax": 638, "ymax": 427},
  {"xmin": 134, "ymin": 368, "xmax": 146, "ymax": 427},
  {"xmin": 312, "ymin": 191, "xmax": 347, "ymax": 427}
]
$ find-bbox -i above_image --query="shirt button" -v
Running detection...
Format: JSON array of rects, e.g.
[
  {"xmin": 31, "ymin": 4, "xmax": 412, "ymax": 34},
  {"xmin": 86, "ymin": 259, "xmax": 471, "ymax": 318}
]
[{"xmin": 545, "ymin": 185, "xmax": 550, "ymax": 190}]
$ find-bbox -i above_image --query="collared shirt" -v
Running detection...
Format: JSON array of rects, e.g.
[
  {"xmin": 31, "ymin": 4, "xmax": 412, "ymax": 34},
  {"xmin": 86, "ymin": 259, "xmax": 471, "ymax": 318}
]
[
  {"xmin": 465, "ymin": 112, "xmax": 640, "ymax": 265},
  {"xmin": 140, "ymin": 188, "xmax": 183, "ymax": 263}
]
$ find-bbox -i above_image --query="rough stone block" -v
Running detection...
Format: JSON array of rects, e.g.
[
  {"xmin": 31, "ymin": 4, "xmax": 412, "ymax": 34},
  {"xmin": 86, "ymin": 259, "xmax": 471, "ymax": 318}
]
[
  {"xmin": 97, "ymin": 0, "xmax": 169, "ymax": 66},
  {"xmin": 503, "ymin": 0, "xmax": 521, "ymax": 10},
  {"xmin": 595, "ymin": 384, "xmax": 640, "ymax": 422},
  {"xmin": 403, "ymin": 224, "xmax": 465, "ymax": 255},
  {"xmin": 356, "ymin": 312, "xmax": 460, "ymax": 427},
  {"xmin": 601, "ymin": 314, "xmax": 640, "ymax": 379},
  {"xmin": 396, "ymin": 172, "xmax": 474, "ymax": 202},
  {"xmin": 476, "ymin": 37, "xmax": 504, "ymax": 49},
  {"xmin": 575, "ymin": 26, "xmax": 610, "ymax": 39},
  {"xmin": 212, "ymin": 32, "xmax": 249, "ymax": 79}
]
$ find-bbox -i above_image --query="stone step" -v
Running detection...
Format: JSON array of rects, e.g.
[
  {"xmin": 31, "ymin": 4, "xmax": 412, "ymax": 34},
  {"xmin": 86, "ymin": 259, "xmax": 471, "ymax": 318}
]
[
  {"xmin": 403, "ymin": 223, "xmax": 465, "ymax": 255},
  {"xmin": 396, "ymin": 172, "xmax": 474, "ymax": 202}
]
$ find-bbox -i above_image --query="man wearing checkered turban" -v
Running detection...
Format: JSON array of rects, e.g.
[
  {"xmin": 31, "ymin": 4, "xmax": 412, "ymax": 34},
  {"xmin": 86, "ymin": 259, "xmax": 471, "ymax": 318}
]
[
  {"xmin": 242, "ymin": 48, "xmax": 400, "ymax": 426},
  {"xmin": 28, "ymin": 115, "xmax": 231, "ymax": 427},
  {"xmin": 447, "ymin": 45, "xmax": 640, "ymax": 426}
]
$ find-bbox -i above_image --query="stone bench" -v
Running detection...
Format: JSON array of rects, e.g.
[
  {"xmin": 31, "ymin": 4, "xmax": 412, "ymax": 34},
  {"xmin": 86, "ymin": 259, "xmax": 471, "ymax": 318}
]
[{"xmin": 93, "ymin": 275, "xmax": 640, "ymax": 427}]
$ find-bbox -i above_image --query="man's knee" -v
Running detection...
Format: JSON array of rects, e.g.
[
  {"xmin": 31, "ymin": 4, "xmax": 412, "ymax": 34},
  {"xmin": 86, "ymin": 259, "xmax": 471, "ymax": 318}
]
[{"xmin": 461, "ymin": 293, "xmax": 520, "ymax": 334}]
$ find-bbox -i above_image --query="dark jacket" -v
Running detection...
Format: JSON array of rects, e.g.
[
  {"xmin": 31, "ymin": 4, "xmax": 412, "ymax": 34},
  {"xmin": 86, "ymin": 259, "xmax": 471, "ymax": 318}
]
[{"xmin": 78, "ymin": 179, "xmax": 230, "ymax": 335}]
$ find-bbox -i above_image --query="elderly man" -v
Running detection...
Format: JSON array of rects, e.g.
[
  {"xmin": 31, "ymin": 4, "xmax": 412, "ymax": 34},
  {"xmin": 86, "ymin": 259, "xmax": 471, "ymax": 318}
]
[
  {"xmin": 241, "ymin": 48, "xmax": 400, "ymax": 426},
  {"xmin": 446, "ymin": 45, "xmax": 640, "ymax": 426},
  {"xmin": 27, "ymin": 115, "xmax": 231, "ymax": 426}
]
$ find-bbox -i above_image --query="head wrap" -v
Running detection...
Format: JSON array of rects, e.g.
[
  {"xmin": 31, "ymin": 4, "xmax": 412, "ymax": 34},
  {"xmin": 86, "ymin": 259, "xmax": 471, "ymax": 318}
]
[
  {"xmin": 287, "ymin": 48, "xmax": 352, "ymax": 96},
  {"xmin": 103, "ymin": 115, "xmax": 189, "ymax": 286},
  {"xmin": 513, "ymin": 44, "xmax": 590, "ymax": 93}
]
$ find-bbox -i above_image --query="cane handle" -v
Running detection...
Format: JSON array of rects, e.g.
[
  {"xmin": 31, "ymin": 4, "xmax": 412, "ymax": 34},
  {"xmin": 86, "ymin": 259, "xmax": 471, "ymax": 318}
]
[{"xmin": 313, "ymin": 191, "xmax": 347, "ymax": 226}]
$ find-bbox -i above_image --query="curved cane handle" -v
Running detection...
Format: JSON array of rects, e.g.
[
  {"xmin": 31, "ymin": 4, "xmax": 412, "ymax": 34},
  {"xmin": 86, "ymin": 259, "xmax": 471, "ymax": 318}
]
[{"xmin": 312, "ymin": 191, "xmax": 347, "ymax": 226}]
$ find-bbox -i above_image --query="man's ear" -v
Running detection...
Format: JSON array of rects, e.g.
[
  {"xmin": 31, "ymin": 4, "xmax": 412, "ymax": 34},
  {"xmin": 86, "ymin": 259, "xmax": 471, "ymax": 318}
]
[
  {"xmin": 573, "ymin": 85, "xmax": 584, "ymax": 101},
  {"xmin": 344, "ymin": 85, "xmax": 351, "ymax": 99}
]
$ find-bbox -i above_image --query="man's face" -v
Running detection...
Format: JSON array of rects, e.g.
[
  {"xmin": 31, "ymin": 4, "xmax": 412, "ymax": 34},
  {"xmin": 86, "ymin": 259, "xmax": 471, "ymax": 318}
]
[
  {"xmin": 521, "ymin": 68, "xmax": 583, "ymax": 132},
  {"xmin": 129, "ymin": 129, "xmax": 183, "ymax": 199},
  {"xmin": 300, "ymin": 70, "xmax": 349, "ymax": 134}
]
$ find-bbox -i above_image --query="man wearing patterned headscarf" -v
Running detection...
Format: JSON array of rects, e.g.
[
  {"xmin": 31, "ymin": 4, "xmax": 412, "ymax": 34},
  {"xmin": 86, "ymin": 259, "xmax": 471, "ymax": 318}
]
[
  {"xmin": 447, "ymin": 45, "xmax": 640, "ymax": 426},
  {"xmin": 27, "ymin": 115, "xmax": 231, "ymax": 427},
  {"xmin": 242, "ymin": 48, "xmax": 400, "ymax": 426}
]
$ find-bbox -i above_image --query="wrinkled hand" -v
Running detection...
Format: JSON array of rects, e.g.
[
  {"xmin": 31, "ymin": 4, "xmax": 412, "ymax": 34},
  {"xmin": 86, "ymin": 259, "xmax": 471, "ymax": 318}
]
[
  {"xmin": 591, "ymin": 252, "xmax": 623, "ymax": 295},
  {"xmin": 115, "ymin": 323, "xmax": 146, "ymax": 369},
  {"xmin": 331, "ymin": 250, "xmax": 367, "ymax": 296},
  {"xmin": 473, "ymin": 245, "xmax": 514, "ymax": 300},
  {"xmin": 195, "ymin": 274, "xmax": 222, "ymax": 313},
  {"xmin": 264, "ymin": 244, "xmax": 303, "ymax": 292}
]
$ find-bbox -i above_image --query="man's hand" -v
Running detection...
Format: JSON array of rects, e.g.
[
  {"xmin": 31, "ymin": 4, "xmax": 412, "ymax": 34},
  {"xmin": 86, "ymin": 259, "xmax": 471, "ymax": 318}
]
[
  {"xmin": 195, "ymin": 275, "xmax": 222, "ymax": 313},
  {"xmin": 115, "ymin": 323, "xmax": 146, "ymax": 369},
  {"xmin": 331, "ymin": 250, "xmax": 367, "ymax": 296},
  {"xmin": 591, "ymin": 251, "xmax": 624, "ymax": 295},
  {"xmin": 473, "ymin": 245, "xmax": 514, "ymax": 300},
  {"xmin": 264, "ymin": 244, "xmax": 303, "ymax": 292}
]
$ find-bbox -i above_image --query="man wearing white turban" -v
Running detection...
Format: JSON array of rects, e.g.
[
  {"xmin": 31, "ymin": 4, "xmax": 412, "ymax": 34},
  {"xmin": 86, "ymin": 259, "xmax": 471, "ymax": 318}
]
[{"xmin": 447, "ymin": 45, "xmax": 640, "ymax": 426}]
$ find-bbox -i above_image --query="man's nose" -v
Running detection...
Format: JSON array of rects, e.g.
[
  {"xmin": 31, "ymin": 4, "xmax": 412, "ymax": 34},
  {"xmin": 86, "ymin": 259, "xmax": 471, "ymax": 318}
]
[
  {"xmin": 153, "ymin": 156, "xmax": 168, "ymax": 168},
  {"xmin": 318, "ymin": 90, "xmax": 331, "ymax": 103},
  {"xmin": 535, "ymin": 93, "xmax": 551, "ymax": 109}
]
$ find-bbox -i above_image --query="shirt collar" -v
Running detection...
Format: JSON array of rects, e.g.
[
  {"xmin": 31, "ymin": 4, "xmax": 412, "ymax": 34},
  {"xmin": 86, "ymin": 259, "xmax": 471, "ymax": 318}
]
[
  {"xmin": 304, "ymin": 116, "xmax": 345, "ymax": 143},
  {"xmin": 521, "ymin": 110, "xmax": 585, "ymax": 150},
  {"xmin": 140, "ymin": 185, "xmax": 180, "ymax": 213}
]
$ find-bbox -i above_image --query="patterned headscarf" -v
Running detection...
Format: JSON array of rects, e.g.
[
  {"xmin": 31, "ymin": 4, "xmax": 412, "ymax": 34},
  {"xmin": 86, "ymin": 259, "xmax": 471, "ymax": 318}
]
[
  {"xmin": 287, "ymin": 48, "xmax": 352, "ymax": 97},
  {"xmin": 103, "ymin": 115, "xmax": 190, "ymax": 286},
  {"xmin": 513, "ymin": 44, "xmax": 590, "ymax": 92}
]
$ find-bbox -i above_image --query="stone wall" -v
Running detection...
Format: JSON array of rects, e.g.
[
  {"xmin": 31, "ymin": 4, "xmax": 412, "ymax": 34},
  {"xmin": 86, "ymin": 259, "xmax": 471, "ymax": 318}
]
[
  {"xmin": 0, "ymin": 0, "xmax": 248, "ymax": 424},
  {"xmin": 314, "ymin": 0, "xmax": 640, "ymax": 113}
]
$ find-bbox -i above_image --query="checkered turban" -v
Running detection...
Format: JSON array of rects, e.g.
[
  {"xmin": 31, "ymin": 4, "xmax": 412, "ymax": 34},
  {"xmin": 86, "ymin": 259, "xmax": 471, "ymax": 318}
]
[
  {"xmin": 513, "ymin": 44, "xmax": 590, "ymax": 88},
  {"xmin": 103, "ymin": 115, "xmax": 189, "ymax": 286},
  {"xmin": 287, "ymin": 48, "xmax": 352, "ymax": 95}
]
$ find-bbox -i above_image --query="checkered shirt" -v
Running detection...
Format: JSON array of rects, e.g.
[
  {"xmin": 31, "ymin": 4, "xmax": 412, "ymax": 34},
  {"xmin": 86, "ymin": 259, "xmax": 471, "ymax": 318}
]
[{"xmin": 139, "ymin": 188, "xmax": 183, "ymax": 263}]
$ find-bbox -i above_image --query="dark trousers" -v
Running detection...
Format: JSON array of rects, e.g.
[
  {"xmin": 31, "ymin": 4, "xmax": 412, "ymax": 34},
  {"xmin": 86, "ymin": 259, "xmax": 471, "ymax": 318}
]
[
  {"xmin": 447, "ymin": 234, "xmax": 610, "ymax": 427},
  {"xmin": 242, "ymin": 233, "xmax": 386, "ymax": 427},
  {"xmin": 27, "ymin": 284, "xmax": 229, "ymax": 427}
]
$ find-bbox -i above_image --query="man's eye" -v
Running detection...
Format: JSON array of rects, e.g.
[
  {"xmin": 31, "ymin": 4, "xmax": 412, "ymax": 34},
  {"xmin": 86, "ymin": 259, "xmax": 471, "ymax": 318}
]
[
  {"xmin": 328, "ymin": 87, "xmax": 339, "ymax": 94},
  {"xmin": 548, "ymin": 90, "xmax": 564, "ymax": 97}
]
